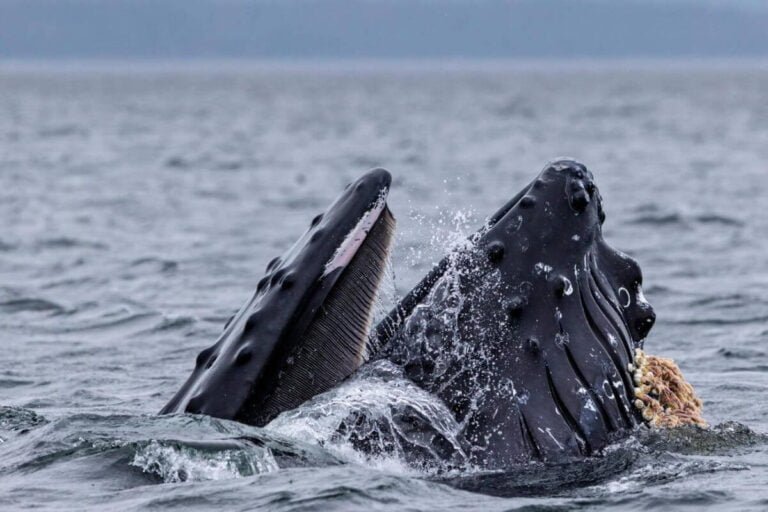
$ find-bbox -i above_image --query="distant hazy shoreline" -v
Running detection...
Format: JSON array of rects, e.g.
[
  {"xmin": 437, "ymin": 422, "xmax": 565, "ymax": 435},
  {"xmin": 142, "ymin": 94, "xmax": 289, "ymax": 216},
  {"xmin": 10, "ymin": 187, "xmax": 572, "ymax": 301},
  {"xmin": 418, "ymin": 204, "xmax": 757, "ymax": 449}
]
[{"xmin": 2, "ymin": 58, "xmax": 768, "ymax": 74}]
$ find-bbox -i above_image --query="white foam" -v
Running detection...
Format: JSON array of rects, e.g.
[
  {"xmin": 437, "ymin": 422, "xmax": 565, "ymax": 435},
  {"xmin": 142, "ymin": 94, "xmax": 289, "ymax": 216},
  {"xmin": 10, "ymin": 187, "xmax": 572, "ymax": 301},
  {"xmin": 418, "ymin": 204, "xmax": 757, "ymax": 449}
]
[{"xmin": 130, "ymin": 440, "xmax": 278, "ymax": 483}]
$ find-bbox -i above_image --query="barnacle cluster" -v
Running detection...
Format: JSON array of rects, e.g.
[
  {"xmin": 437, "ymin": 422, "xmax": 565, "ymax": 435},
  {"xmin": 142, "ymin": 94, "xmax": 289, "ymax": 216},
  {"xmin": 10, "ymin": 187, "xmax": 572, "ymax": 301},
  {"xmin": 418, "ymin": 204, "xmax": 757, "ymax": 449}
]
[{"xmin": 632, "ymin": 349, "xmax": 707, "ymax": 428}]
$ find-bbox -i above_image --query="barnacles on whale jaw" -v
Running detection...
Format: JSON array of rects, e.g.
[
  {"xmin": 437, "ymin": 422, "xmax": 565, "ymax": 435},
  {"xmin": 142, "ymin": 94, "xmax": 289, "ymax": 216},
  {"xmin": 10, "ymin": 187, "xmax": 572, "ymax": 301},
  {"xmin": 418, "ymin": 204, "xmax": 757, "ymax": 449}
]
[{"xmin": 633, "ymin": 349, "xmax": 707, "ymax": 428}]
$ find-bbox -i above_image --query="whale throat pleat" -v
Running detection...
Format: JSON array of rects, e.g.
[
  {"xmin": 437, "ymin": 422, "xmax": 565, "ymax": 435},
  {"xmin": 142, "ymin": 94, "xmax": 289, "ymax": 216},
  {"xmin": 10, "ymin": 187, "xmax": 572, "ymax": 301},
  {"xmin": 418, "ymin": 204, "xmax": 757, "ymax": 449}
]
[{"xmin": 256, "ymin": 208, "xmax": 396, "ymax": 421}]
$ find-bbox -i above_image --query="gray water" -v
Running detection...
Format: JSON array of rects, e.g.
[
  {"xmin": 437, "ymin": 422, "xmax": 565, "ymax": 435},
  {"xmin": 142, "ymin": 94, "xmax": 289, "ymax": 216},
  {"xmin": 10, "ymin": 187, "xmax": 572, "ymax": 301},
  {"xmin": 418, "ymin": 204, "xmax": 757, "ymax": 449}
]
[{"xmin": 1, "ymin": 61, "xmax": 767, "ymax": 511}]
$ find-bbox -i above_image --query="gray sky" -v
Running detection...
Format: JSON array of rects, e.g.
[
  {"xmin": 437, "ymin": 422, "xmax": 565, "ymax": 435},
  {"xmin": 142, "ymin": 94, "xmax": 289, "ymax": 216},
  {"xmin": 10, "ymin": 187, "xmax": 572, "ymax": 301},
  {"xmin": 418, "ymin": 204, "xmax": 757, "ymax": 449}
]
[{"xmin": 1, "ymin": 0, "xmax": 767, "ymax": 59}]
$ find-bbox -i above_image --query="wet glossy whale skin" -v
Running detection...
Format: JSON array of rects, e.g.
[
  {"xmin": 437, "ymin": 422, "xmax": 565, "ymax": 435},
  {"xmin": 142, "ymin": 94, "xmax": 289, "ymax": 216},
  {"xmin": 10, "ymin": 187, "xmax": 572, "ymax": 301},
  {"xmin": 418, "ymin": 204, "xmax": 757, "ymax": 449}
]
[
  {"xmin": 380, "ymin": 160, "xmax": 656, "ymax": 467},
  {"xmin": 161, "ymin": 168, "xmax": 393, "ymax": 426}
]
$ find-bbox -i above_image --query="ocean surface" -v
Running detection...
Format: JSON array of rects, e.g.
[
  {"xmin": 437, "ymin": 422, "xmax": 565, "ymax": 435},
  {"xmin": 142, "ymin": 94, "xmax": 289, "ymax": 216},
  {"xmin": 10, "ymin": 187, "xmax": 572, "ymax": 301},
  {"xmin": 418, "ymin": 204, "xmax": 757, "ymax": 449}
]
[{"xmin": 1, "ymin": 60, "xmax": 767, "ymax": 511}]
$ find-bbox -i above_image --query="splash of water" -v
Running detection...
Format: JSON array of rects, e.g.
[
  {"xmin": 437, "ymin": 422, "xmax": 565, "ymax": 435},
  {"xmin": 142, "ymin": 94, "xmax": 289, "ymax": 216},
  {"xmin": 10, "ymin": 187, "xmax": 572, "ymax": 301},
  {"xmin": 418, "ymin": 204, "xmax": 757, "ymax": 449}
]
[
  {"xmin": 370, "ymin": 253, "xmax": 398, "ymax": 334},
  {"xmin": 267, "ymin": 360, "xmax": 469, "ymax": 474},
  {"xmin": 130, "ymin": 439, "xmax": 278, "ymax": 483},
  {"xmin": 267, "ymin": 208, "xmax": 504, "ymax": 473}
]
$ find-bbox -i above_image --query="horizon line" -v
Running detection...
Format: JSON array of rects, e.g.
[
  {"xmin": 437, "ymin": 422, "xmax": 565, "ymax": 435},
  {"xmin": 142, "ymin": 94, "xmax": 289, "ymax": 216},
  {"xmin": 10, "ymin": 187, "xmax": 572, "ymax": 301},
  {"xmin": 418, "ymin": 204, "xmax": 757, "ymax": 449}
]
[{"xmin": 3, "ymin": 56, "xmax": 768, "ymax": 72}]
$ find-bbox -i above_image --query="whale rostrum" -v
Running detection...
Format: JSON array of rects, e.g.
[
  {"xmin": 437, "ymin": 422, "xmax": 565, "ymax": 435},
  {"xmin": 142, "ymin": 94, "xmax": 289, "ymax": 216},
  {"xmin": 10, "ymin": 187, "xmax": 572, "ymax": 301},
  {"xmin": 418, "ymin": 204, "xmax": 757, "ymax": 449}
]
[{"xmin": 376, "ymin": 160, "xmax": 657, "ymax": 467}]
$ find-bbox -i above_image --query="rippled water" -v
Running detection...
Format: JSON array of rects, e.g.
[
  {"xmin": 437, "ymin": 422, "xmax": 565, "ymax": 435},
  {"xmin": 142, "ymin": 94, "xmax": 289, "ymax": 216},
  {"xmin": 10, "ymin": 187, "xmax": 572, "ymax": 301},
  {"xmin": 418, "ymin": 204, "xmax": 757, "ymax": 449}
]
[{"xmin": 1, "ymin": 61, "xmax": 767, "ymax": 511}]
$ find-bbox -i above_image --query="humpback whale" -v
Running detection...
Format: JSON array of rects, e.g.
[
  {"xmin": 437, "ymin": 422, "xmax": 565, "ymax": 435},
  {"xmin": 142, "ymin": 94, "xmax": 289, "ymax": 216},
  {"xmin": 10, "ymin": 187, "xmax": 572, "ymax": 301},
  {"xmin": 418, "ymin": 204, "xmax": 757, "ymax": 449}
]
[{"xmin": 162, "ymin": 161, "xmax": 703, "ymax": 468}]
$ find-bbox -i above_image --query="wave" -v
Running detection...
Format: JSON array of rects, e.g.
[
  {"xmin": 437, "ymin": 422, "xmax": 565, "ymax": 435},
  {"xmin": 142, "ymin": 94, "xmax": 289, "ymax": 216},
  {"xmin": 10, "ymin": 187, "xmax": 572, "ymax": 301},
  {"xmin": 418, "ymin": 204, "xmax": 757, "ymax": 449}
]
[
  {"xmin": 0, "ymin": 297, "xmax": 65, "ymax": 315},
  {"xmin": 129, "ymin": 257, "xmax": 179, "ymax": 274},
  {"xmin": 0, "ymin": 402, "xmax": 764, "ymax": 505},
  {"xmin": 670, "ymin": 315, "xmax": 768, "ymax": 326},
  {"xmin": 36, "ymin": 237, "xmax": 108, "ymax": 250},
  {"xmin": 0, "ymin": 412, "xmax": 336, "ymax": 483},
  {"xmin": 628, "ymin": 211, "xmax": 744, "ymax": 228},
  {"xmin": 131, "ymin": 438, "xmax": 279, "ymax": 483}
]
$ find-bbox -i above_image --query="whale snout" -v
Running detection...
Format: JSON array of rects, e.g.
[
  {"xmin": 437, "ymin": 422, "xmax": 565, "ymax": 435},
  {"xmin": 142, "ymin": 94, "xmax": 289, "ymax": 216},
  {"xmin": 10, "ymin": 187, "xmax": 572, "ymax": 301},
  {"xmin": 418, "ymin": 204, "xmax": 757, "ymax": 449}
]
[
  {"xmin": 633, "ymin": 307, "xmax": 656, "ymax": 341},
  {"xmin": 362, "ymin": 167, "xmax": 392, "ymax": 189},
  {"xmin": 628, "ymin": 284, "xmax": 656, "ymax": 342},
  {"xmin": 346, "ymin": 167, "xmax": 391, "ymax": 196}
]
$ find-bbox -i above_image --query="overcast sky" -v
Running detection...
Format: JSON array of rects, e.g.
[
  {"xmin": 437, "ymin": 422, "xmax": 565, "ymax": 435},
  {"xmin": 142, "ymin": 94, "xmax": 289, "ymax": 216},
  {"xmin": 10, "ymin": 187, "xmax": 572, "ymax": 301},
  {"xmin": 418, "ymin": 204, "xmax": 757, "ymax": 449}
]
[{"xmin": 1, "ymin": 0, "xmax": 767, "ymax": 59}]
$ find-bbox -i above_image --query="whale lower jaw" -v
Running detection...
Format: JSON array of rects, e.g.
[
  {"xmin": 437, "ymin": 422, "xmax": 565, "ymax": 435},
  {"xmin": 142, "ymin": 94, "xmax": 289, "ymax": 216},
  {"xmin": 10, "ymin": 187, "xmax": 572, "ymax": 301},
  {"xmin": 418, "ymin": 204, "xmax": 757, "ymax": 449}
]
[
  {"xmin": 251, "ymin": 206, "xmax": 395, "ymax": 424},
  {"xmin": 160, "ymin": 169, "xmax": 396, "ymax": 426}
]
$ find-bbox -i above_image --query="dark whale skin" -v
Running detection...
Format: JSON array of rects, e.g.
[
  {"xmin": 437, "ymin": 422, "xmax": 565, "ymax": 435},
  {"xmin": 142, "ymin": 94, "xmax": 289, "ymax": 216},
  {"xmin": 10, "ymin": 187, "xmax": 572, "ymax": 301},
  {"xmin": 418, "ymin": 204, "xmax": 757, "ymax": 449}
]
[
  {"xmin": 377, "ymin": 160, "xmax": 656, "ymax": 468},
  {"xmin": 161, "ymin": 169, "xmax": 393, "ymax": 426}
]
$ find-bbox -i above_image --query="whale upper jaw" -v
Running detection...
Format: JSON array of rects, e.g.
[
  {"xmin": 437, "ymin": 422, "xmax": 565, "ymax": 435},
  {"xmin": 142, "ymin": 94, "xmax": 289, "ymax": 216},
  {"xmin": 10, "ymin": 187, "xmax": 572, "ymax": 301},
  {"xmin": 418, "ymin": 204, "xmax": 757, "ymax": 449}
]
[
  {"xmin": 160, "ymin": 168, "xmax": 395, "ymax": 426},
  {"xmin": 379, "ymin": 160, "xmax": 657, "ymax": 467}
]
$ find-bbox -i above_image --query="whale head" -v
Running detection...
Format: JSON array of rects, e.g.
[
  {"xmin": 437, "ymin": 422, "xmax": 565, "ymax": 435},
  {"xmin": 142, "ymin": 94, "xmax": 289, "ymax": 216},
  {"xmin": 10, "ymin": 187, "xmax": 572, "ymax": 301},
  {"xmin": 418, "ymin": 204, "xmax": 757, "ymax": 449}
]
[{"xmin": 381, "ymin": 160, "xmax": 656, "ymax": 467}]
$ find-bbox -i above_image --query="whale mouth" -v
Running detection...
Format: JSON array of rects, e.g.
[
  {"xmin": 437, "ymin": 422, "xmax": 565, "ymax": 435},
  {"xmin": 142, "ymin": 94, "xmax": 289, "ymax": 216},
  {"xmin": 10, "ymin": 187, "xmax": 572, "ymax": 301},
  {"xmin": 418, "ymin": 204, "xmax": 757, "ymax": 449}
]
[
  {"xmin": 324, "ymin": 189, "xmax": 389, "ymax": 277},
  {"xmin": 161, "ymin": 169, "xmax": 396, "ymax": 427},
  {"xmin": 256, "ymin": 197, "xmax": 396, "ymax": 421}
]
